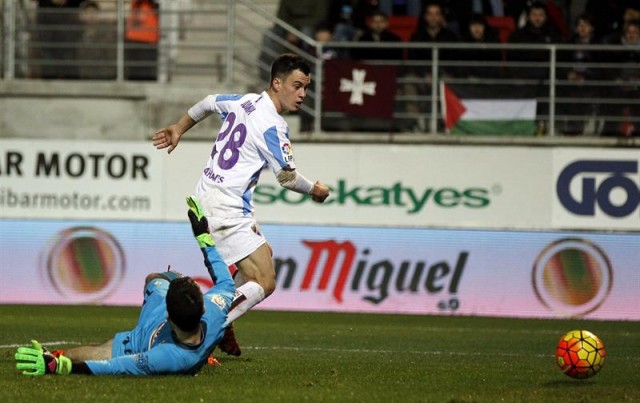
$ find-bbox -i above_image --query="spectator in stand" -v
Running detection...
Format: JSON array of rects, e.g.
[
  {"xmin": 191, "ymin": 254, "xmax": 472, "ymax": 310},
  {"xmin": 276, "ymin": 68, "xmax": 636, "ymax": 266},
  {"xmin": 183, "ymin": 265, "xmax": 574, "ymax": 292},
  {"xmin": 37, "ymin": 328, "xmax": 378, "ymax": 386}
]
[
  {"xmin": 312, "ymin": 22, "xmax": 348, "ymax": 60},
  {"xmin": 601, "ymin": 19, "xmax": 640, "ymax": 137},
  {"xmin": 352, "ymin": 10, "xmax": 404, "ymax": 61},
  {"xmin": 455, "ymin": 13, "xmax": 502, "ymax": 79},
  {"xmin": 438, "ymin": 0, "xmax": 506, "ymax": 37},
  {"xmin": 125, "ymin": 0, "xmax": 159, "ymax": 81},
  {"xmin": 328, "ymin": 1, "xmax": 360, "ymax": 41},
  {"xmin": 507, "ymin": 2, "xmax": 561, "ymax": 134},
  {"xmin": 584, "ymin": 0, "xmax": 640, "ymax": 41},
  {"xmin": 508, "ymin": 1, "xmax": 562, "ymax": 80},
  {"xmin": 601, "ymin": 6, "xmax": 640, "ymax": 43},
  {"xmin": 33, "ymin": 0, "xmax": 83, "ymax": 79},
  {"xmin": 403, "ymin": 2, "xmax": 458, "ymax": 131},
  {"xmin": 407, "ymin": 2, "xmax": 459, "ymax": 74},
  {"xmin": 505, "ymin": 0, "xmax": 568, "ymax": 39},
  {"xmin": 276, "ymin": 0, "xmax": 331, "ymax": 39},
  {"xmin": 420, "ymin": 0, "xmax": 463, "ymax": 36},
  {"xmin": 327, "ymin": 0, "xmax": 383, "ymax": 42},
  {"xmin": 77, "ymin": 0, "xmax": 116, "ymax": 80},
  {"xmin": 557, "ymin": 14, "xmax": 603, "ymax": 135}
]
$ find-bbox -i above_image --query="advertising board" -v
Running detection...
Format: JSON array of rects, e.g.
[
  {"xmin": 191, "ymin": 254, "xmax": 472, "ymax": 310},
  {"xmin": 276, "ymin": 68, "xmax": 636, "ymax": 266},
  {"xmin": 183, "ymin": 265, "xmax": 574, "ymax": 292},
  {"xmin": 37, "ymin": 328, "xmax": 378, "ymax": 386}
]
[{"xmin": 1, "ymin": 220, "xmax": 637, "ymax": 320}]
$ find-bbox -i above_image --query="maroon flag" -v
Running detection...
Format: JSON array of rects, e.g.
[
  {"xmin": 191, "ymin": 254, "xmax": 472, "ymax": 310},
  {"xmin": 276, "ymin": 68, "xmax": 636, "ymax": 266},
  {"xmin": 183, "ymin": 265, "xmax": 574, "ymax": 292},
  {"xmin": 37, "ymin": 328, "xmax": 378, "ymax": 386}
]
[{"xmin": 323, "ymin": 60, "xmax": 398, "ymax": 119}]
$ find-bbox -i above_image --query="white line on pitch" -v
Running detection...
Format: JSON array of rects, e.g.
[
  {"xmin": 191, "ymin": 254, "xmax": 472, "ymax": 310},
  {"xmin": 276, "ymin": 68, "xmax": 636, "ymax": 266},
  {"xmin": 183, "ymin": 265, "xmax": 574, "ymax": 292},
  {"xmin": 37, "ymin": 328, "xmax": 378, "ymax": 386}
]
[
  {"xmin": 244, "ymin": 345, "xmax": 639, "ymax": 360},
  {"xmin": 2, "ymin": 341, "xmax": 637, "ymax": 361},
  {"xmin": 0, "ymin": 341, "xmax": 82, "ymax": 349}
]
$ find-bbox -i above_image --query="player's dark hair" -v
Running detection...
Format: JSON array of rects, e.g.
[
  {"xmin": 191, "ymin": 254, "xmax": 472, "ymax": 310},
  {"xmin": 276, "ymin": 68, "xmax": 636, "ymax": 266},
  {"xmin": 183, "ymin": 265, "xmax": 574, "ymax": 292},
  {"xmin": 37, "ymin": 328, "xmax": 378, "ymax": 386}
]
[
  {"xmin": 270, "ymin": 53, "xmax": 310, "ymax": 84},
  {"xmin": 166, "ymin": 277, "xmax": 204, "ymax": 333},
  {"xmin": 527, "ymin": 1, "xmax": 547, "ymax": 14}
]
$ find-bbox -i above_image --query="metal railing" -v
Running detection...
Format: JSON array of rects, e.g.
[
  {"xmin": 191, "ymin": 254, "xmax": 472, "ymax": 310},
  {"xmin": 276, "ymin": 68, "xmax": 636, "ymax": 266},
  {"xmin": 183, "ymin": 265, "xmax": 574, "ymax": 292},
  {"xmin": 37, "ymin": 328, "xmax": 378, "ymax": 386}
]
[
  {"xmin": 306, "ymin": 41, "xmax": 640, "ymax": 137},
  {"xmin": 1, "ymin": 0, "xmax": 232, "ymax": 82},
  {"xmin": 2, "ymin": 0, "xmax": 639, "ymax": 137}
]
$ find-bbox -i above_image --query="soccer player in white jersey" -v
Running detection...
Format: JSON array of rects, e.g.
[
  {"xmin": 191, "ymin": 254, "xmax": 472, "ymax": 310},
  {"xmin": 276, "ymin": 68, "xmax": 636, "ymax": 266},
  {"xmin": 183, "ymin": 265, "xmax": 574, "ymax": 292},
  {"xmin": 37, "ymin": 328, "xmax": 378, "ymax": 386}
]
[{"xmin": 152, "ymin": 53, "xmax": 330, "ymax": 356}]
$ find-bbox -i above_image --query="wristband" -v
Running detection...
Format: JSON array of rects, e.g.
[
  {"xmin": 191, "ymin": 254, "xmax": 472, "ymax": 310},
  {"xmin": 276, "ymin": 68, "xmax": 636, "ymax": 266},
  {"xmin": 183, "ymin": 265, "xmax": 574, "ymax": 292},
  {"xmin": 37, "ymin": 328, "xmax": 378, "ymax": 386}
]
[{"xmin": 277, "ymin": 169, "xmax": 314, "ymax": 194}]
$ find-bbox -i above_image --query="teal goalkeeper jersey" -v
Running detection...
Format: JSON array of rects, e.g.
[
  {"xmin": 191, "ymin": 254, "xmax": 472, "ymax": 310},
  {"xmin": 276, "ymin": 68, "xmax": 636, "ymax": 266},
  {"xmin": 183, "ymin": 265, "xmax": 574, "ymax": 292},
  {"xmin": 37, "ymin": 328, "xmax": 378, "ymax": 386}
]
[{"xmin": 85, "ymin": 246, "xmax": 234, "ymax": 375}]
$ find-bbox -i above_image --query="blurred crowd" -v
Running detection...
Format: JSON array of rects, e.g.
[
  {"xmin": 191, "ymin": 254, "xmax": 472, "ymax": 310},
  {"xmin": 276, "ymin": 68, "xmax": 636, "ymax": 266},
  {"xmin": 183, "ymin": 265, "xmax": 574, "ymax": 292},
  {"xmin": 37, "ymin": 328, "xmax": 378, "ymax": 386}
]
[
  {"xmin": 266, "ymin": 0, "xmax": 640, "ymax": 136},
  {"xmin": 30, "ymin": 0, "xmax": 159, "ymax": 81},
  {"xmin": 23, "ymin": 0, "xmax": 640, "ymax": 136},
  {"xmin": 269, "ymin": 0, "xmax": 639, "ymax": 61}
]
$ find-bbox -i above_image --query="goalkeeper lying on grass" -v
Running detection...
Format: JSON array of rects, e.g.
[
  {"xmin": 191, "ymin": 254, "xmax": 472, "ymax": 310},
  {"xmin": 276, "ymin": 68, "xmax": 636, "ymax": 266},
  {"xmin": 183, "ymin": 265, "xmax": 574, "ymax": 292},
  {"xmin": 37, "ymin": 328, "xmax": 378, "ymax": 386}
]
[{"xmin": 15, "ymin": 196, "xmax": 234, "ymax": 376}]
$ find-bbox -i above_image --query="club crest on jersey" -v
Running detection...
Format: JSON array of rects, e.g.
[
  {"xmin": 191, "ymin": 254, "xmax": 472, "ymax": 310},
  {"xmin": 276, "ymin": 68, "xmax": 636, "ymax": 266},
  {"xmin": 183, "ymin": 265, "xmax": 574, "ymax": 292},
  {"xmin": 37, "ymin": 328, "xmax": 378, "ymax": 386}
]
[
  {"xmin": 210, "ymin": 294, "xmax": 227, "ymax": 310},
  {"xmin": 281, "ymin": 143, "xmax": 294, "ymax": 162}
]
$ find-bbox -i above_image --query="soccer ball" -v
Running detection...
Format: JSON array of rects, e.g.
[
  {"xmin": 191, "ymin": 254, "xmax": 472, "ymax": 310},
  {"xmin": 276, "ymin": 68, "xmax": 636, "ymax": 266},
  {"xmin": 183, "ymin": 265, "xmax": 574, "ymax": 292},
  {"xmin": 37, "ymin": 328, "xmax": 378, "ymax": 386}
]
[{"xmin": 556, "ymin": 330, "xmax": 606, "ymax": 379}]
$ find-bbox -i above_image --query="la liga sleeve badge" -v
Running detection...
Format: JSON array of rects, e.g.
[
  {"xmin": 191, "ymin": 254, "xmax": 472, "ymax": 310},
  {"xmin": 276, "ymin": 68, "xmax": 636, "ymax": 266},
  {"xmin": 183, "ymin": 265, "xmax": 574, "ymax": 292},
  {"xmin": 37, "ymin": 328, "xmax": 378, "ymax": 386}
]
[{"xmin": 281, "ymin": 142, "xmax": 294, "ymax": 162}]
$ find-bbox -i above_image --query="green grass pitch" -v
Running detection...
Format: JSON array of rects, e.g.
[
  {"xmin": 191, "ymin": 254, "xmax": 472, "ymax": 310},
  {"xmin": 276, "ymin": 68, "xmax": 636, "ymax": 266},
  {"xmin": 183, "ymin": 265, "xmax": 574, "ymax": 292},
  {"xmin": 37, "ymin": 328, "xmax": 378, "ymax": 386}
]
[{"xmin": 1, "ymin": 305, "xmax": 639, "ymax": 402}]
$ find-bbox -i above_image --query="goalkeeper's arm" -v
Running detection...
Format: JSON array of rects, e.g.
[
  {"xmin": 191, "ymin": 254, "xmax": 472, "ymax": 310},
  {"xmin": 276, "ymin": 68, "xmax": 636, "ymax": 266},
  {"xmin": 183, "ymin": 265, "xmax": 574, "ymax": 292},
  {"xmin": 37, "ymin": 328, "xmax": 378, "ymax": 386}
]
[
  {"xmin": 15, "ymin": 340, "xmax": 94, "ymax": 376},
  {"xmin": 185, "ymin": 196, "xmax": 233, "ymax": 291},
  {"xmin": 70, "ymin": 362, "xmax": 94, "ymax": 375}
]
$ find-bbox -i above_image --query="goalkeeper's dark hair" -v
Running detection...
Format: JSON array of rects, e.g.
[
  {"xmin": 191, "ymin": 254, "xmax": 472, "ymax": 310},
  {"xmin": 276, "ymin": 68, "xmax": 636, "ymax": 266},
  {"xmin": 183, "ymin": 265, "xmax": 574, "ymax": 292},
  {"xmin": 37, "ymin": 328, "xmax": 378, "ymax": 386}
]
[
  {"xmin": 270, "ymin": 53, "xmax": 310, "ymax": 84},
  {"xmin": 166, "ymin": 277, "xmax": 204, "ymax": 332}
]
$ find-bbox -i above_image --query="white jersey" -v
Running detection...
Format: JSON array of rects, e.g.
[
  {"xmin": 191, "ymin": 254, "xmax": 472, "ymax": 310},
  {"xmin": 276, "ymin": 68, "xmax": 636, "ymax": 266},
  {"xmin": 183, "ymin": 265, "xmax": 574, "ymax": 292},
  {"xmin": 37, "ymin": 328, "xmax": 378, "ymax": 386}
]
[{"xmin": 189, "ymin": 91, "xmax": 297, "ymax": 218}]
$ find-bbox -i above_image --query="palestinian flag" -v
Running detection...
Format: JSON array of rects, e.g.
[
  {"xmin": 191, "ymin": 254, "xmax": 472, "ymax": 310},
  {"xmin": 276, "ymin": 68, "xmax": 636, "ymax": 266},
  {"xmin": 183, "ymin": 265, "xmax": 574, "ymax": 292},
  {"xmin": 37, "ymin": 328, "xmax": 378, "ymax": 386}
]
[{"xmin": 441, "ymin": 82, "xmax": 537, "ymax": 136}]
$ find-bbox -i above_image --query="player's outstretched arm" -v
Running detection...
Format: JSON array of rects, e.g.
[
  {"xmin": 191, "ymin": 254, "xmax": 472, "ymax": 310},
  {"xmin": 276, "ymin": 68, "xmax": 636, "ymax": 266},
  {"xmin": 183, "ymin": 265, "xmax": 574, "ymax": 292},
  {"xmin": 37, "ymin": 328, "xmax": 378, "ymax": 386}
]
[
  {"xmin": 15, "ymin": 340, "xmax": 73, "ymax": 376},
  {"xmin": 152, "ymin": 113, "xmax": 197, "ymax": 154},
  {"xmin": 186, "ymin": 196, "xmax": 234, "ymax": 293},
  {"xmin": 15, "ymin": 340, "xmax": 106, "ymax": 376},
  {"xmin": 186, "ymin": 195, "xmax": 214, "ymax": 249}
]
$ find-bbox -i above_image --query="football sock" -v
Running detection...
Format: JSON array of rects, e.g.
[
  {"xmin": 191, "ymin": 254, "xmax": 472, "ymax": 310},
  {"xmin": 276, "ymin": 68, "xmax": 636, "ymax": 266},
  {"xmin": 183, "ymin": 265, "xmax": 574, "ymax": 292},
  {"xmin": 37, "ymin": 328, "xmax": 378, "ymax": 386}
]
[{"xmin": 223, "ymin": 281, "xmax": 265, "ymax": 326}]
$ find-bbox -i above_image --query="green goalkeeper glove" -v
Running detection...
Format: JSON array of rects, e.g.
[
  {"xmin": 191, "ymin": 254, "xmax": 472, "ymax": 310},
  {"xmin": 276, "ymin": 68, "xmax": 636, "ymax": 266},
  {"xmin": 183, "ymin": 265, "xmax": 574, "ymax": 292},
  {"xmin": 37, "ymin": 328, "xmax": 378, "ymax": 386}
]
[
  {"xmin": 186, "ymin": 196, "xmax": 214, "ymax": 248},
  {"xmin": 15, "ymin": 340, "xmax": 72, "ymax": 376}
]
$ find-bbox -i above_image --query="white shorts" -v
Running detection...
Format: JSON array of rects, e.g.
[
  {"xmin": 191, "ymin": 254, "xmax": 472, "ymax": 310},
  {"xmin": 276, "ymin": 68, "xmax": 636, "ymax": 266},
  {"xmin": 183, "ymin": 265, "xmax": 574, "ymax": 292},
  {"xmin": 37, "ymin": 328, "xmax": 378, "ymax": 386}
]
[
  {"xmin": 196, "ymin": 187, "xmax": 267, "ymax": 264},
  {"xmin": 206, "ymin": 215, "xmax": 267, "ymax": 265}
]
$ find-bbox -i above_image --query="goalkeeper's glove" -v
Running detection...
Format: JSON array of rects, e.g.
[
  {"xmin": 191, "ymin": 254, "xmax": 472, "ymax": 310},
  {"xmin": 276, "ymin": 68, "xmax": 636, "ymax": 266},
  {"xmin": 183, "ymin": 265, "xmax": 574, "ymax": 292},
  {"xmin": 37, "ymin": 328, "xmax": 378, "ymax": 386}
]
[
  {"xmin": 186, "ymin": 196, "xmax": 214, "ymax": 248},
  {"xmin": 15, "ymin": 340, "xmax": 72, "ymax": 376}
]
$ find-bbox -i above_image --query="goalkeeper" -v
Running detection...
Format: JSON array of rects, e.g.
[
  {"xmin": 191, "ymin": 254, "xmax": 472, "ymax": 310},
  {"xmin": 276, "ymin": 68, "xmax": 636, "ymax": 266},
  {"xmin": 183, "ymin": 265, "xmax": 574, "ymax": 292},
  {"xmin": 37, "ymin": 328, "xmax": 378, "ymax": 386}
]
[{"xmin": 14, "ymin": 196, "xmax": 234, "ymax": 376}]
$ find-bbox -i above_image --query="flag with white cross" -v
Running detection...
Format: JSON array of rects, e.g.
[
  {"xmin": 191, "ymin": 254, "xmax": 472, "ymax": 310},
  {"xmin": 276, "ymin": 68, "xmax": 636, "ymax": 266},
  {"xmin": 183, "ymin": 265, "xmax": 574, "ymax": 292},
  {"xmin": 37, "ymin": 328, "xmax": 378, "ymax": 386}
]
[{"xmin": 323, "ymin": 60, "xmax": 397, "ymax": 119}]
